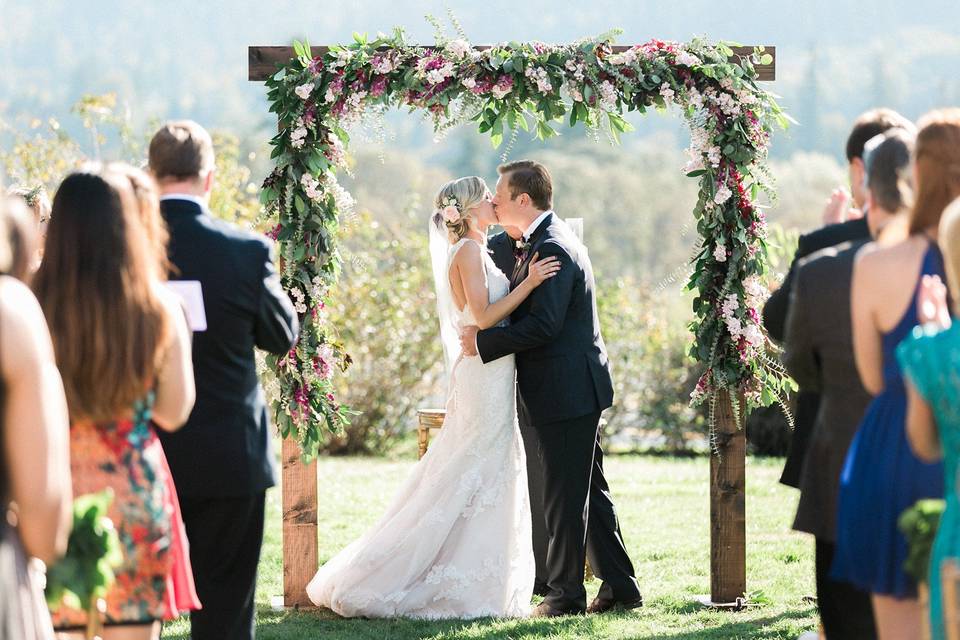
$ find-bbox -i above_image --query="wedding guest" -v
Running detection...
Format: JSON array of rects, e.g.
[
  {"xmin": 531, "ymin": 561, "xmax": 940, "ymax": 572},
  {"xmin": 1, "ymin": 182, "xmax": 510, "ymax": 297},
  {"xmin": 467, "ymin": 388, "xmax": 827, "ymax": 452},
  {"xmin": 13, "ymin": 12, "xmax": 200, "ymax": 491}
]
[
  {"xmin": 108, "ymin": 164, "xmax": 170, "ymax": 279},
  {"xmin": 899, "ymin": 197, "xmax": 960, "ymax": 640},
  {"xmin": 0, "ymin": 193, "xmax": 39, "ymax": 284},
  {"xmin": 36, "ymin": 168, "xmax": 197, "ymax": 639},
  {"xmin": 6, "ymin": 185, "xmax": 49, "ymax": 269},
  {"xmin": 109, "ymin": 162, "xmax": 202, "ymax": 618},
  {"xmin": 764, "ymin": 108, "xmax": 915, "ymax": 491},
  {"xmin": 0, "ymin": 195, "xmax": 71, "ymax": 640},
  {"xmin": 148, "ymin": 121, "xmax": 298, "ymax": 640},
  {"xmin": 832, "ymin": 109, "xmax": 960, "ymax": 639},
  {"xmin": 784, "ymin": 128, "xmax": 915, "ymax": 639}
]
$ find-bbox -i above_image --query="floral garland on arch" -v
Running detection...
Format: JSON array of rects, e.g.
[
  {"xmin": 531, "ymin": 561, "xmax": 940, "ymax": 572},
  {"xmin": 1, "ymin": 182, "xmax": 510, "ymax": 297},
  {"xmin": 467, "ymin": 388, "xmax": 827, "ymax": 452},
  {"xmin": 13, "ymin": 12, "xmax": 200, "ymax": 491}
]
[{"xmin": 260, "ymin": 27, "xmax": 794, "ymax": 460}]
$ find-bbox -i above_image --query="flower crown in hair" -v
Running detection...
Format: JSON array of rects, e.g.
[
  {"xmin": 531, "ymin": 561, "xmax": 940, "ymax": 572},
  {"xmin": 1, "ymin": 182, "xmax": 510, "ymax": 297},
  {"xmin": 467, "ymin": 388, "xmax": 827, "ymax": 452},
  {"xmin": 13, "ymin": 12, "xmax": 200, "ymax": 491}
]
[
  {"xmin": 22, "ymin": 185, "xmax": 44, "ymax": 207},
  {"xmin": 437, "ymin": 196, "xmax": 462, "ymax": 224}
]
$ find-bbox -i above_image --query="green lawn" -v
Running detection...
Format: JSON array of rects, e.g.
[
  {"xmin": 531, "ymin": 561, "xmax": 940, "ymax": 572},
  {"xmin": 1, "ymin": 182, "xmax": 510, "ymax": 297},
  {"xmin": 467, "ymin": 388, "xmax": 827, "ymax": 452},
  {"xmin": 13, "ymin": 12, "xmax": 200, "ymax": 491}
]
[{"xmin": 161, "ymin": 455, "xmax": 817, "ymax": 639}]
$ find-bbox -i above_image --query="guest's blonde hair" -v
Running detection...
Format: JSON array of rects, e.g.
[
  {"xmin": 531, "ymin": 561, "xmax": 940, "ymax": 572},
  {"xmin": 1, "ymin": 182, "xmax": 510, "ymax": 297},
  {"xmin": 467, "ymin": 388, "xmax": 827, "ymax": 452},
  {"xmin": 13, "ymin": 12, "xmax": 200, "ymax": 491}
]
[
  {"xmin": 939, "ymin": 197, "xmax": 960, "ymax": 315},
  {"xmin": 432, "ymin": 176, "xmax": 489, "ymax": 242}
]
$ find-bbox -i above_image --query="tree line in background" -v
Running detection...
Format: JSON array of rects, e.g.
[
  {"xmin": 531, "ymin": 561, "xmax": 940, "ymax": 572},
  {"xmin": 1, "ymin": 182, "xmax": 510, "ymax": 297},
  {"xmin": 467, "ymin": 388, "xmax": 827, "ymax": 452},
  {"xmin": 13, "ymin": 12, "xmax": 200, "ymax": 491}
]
[{"xmin": 3, "ymin": 95, "xmax": 816, "ymax": 456}]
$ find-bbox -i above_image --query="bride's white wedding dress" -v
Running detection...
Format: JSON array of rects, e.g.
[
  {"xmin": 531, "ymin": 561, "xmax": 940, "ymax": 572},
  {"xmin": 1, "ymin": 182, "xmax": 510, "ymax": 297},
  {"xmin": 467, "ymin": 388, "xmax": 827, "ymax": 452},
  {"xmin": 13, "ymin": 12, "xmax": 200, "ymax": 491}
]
[{"xmin": 306, "ymin": 238, "xmax": 534, "ymax": 619}]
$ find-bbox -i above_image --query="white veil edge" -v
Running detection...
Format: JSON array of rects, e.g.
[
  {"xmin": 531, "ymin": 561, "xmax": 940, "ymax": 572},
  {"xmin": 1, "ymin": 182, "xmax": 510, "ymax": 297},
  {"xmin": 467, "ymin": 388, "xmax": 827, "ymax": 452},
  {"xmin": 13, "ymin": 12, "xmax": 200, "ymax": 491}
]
[{"xmin": 429, "ymin": 214, "xmax": 461, "ymax": 379}]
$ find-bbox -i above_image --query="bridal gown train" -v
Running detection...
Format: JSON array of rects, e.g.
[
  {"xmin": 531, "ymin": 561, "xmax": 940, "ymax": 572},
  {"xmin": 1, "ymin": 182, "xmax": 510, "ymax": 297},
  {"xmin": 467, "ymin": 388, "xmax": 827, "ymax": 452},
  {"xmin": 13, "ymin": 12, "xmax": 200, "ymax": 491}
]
[{"xmin": 306, "ymin": 238, "xmax": 535, "ymax": 619}]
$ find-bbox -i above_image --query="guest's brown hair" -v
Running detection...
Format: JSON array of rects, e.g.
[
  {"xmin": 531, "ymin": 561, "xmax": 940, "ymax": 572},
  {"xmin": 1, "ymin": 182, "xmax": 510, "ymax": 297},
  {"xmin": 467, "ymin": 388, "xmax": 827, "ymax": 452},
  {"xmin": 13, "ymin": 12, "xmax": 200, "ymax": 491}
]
[
  {"xmin": 148, "ymin": 120, "xmax": 215, "ymax": 182},
  {"xmin": 33, "ymin": 169, "xmax": 170, "ymax": 422},
  {"xmin": 108, "ymin": 163, "xmax": 170, "ymax": 279},
  {"xmin": 909, "ymin": 109, "xmax": 960, "ymax": 235},
  {"xmin": 845, "ymin": 108, "xmax": 915, "ymax": 162},
  {"xmin": 497, "ymin": 160, "xmax": 553, "ymax": 211}
]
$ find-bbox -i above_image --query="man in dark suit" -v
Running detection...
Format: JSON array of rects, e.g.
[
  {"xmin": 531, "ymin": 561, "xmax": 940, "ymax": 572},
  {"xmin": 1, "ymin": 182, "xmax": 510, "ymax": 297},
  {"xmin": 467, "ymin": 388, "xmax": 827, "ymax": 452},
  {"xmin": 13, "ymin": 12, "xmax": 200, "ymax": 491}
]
[
  {"xmin": 783, "ymin": 129, "xmax": 915, "ymax": 639},
  {"xmin": 487, "ymin": 223, "xmax": 550, "ymax": 597},
  {"xmin": 461, "ymin": 161, "xmax": 640, "ymax": 617},
  {"xmin": 764, "ymin": 108, "xmax": 915, "ymax": 488},
  {"xmin": 149, "ymin": 121, "xmax": 299, "ymax": 640}
]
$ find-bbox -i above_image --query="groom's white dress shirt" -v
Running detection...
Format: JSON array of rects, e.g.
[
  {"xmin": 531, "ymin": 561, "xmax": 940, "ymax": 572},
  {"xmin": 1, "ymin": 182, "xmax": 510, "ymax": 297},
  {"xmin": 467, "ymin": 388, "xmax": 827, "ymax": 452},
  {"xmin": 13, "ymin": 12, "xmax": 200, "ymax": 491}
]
[{"xmin": 522, "ymin": 209, "xmax": 554, "ymax": 242}]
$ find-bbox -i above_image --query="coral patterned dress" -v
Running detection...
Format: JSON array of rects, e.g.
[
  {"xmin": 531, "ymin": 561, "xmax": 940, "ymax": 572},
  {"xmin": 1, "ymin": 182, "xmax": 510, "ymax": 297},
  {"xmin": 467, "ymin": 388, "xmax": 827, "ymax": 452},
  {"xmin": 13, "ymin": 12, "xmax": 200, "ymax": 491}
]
[{"xmin": 48, "ymin": 393, "xmax": 200, "ymax": 629}]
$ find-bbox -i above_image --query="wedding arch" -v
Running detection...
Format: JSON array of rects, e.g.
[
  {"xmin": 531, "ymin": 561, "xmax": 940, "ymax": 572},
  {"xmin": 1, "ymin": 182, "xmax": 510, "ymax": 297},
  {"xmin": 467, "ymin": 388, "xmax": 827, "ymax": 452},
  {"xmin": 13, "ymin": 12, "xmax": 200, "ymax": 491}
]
[{"xmin": 248, "ymin": 28, "xmax": 783, "ymax": 608}]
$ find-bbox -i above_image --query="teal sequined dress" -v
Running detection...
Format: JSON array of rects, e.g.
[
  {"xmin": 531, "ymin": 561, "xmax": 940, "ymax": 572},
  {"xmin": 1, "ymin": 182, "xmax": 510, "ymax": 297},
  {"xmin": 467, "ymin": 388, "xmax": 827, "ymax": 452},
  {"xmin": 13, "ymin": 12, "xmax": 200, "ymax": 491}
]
[{"xmin": 898, "ymin": 322, "xmax": 960, "ymax": 640}]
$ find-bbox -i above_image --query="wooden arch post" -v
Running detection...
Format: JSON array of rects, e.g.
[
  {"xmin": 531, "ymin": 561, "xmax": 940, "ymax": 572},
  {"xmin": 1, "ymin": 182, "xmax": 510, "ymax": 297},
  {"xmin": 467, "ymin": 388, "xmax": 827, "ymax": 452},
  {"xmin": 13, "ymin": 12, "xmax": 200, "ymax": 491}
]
[{"xmin": 248, "ymin": 43, "xmax": 775, "ymax": 609}]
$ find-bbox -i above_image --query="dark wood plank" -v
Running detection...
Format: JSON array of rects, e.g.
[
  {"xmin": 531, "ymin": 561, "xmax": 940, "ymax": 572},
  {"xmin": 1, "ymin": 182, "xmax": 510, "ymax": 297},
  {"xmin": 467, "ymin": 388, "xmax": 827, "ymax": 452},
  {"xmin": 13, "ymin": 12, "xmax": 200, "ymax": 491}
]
[
  {"xmin": 281, "ymin": 436, "xmax": 318, "ymax": 607},
  {"xmin": 249, "ymin": 44, "xmax": 775, "ymax": 81},
  {"xmin": 710, "ymin": 391, "xmax": 747, "ymax": 603}
]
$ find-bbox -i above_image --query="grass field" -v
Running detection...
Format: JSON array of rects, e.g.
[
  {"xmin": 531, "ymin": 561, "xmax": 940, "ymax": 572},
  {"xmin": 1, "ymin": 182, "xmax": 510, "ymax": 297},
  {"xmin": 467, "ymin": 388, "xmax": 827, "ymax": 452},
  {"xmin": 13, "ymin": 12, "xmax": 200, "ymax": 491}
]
[{"xmin": 161, "ymin": 455, "xmax": 817, "ymax": 639}]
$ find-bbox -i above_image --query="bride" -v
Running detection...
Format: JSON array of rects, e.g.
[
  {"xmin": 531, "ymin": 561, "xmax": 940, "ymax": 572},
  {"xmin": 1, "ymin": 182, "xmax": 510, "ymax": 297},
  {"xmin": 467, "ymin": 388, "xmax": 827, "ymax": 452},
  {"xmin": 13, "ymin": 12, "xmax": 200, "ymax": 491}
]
[{"xmin": 306, "ymin": 176, "xmax": 560, "ymax": 619}]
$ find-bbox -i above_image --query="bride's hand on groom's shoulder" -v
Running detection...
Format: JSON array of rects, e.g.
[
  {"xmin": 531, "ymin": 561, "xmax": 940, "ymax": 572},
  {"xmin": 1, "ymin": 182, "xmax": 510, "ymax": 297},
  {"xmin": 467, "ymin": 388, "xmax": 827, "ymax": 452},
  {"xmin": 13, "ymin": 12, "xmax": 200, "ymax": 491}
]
[
  {"xmin": 523, "ymin": 252, "xmax": 561, "ymax": 289},
  {"xmin": 460, "ymin": 326, "xmax": 479, "ymax": 356}
]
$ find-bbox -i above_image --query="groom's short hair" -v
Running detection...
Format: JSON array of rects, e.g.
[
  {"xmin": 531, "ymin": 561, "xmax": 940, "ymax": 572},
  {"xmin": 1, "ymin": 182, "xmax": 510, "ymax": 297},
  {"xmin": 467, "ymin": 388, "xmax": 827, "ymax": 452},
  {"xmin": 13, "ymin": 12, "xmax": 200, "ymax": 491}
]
[
  {"xmin": 148, "ymin": 120, "xmax": 215, "ymax": 182},
  {"xmin": 498, "ymin": 160, "xmax": 552, "ymax": 211}
]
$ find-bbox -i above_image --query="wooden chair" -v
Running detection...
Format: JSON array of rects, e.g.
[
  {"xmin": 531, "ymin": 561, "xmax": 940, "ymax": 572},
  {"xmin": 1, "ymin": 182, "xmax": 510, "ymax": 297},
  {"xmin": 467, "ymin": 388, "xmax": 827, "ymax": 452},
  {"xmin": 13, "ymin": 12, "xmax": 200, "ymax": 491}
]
[{"xmin": 416, "ymin": 409, "xmax": 446, "ymax": 458}]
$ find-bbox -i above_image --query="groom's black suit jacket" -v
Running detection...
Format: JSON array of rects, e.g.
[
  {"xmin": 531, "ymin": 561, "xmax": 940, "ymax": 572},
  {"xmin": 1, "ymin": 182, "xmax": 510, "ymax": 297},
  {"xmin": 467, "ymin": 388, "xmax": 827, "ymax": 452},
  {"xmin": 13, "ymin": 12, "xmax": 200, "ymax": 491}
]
[
  {"xmin": 157, "ymin": 198, "xmax": 299, "ymax": 498},
  {"xmin": 477, "ymin": 214, "xmax": 614, "ymax": 426}
]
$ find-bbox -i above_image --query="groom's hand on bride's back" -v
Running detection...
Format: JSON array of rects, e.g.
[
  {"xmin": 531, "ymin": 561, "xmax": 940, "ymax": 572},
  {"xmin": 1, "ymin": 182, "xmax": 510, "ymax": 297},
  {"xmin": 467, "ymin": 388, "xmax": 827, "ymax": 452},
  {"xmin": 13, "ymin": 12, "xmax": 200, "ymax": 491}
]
[{"xmin": 460, "ymin": 325, "xmax": 479, "ymax": 356}]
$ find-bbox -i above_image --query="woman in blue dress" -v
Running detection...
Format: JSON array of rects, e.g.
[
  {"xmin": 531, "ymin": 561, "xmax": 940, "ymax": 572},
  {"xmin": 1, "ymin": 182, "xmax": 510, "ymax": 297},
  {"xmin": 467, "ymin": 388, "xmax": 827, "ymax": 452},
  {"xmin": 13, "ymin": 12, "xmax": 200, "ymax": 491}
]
[{"xmin": 833, "ymin": 109, "xmax": 960, "ymax": 639}]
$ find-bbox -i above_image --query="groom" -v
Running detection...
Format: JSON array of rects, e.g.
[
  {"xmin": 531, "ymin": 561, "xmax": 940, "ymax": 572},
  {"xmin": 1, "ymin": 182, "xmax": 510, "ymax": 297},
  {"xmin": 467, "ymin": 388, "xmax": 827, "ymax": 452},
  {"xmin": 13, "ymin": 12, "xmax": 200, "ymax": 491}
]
[{"xmin": 461, "ymin": 160, "xmax": 641, "ymax": 616}]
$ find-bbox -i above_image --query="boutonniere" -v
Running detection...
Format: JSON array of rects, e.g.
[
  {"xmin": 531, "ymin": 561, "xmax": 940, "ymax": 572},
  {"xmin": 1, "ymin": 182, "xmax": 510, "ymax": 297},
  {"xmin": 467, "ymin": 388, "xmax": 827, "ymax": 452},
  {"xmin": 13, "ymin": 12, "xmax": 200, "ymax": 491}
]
[{"xmin": 513, "ymin": 239, "xmax": 530, "ymax": 262}]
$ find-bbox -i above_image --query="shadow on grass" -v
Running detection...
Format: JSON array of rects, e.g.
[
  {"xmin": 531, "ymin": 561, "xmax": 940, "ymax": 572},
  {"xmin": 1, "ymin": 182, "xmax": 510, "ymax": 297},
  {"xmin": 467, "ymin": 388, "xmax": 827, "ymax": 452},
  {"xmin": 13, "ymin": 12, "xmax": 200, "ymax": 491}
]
[{"xmin": 162, "ymin": 603, "xmax": 817, "ymax": 640}]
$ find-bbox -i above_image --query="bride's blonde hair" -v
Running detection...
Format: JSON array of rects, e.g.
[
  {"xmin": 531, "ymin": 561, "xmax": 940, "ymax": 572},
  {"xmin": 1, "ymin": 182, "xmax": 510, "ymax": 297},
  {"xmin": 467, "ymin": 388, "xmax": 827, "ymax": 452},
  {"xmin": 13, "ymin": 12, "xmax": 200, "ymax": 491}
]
[{"xmin": 432, "ymin": 176, "xmax": 488, "ymax": 242}]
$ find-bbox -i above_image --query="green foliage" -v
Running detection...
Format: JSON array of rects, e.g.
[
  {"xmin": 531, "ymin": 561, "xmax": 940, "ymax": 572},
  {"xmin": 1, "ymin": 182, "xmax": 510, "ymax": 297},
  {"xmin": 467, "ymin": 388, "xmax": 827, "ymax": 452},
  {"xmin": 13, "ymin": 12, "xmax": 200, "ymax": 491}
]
[
  {"xmin": 597, "ymin": 279, "xmax": 705, "ymax": 451},
  {"xmin": 45, "ymin": 491, "xmax": 122, "ymax": 611},
  {"xmin": 322, "ymin": 209, "xmax": 444, "ymax": 454},
  {"xmin": 899, "ymin": 498, "xmax": 945, "ymax": 583}
]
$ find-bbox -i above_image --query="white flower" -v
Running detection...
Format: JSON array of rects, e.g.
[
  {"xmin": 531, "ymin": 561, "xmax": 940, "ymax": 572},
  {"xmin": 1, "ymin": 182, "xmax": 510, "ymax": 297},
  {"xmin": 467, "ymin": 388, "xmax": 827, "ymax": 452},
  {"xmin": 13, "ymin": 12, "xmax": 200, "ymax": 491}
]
[
  {"xmin": 713, "ymin": 245, "xmax": 727, "ymax": 263},
  {"xmin": 445, "ymin": 38, "xmax": 472, "ymax": 60},
  {"xmin": 721, "ymin": 293, "xmax": 739, "ymax": 318},
  {"xmin": 566, "ymin": 82, "xmax": 583, "ymax": 102},
  {"xmin": 301, "ymin": 172, "xmax": 323, "ymax": 201},
  {"xmin": 743, "ymin": 275, "xmax": 767, "ymax": 308},
  {"xmin": 676, "ymin": 51, "xmax": 700, "ymax": 67},
  {"xmin": 598, "ymin": 80, "xmax": 618, "ymax": 110},
  {"xmin": 743, "ymin": 322, "xmax": 765, "ymax": 349},
  {"xmin": 725, "ymin": 315, "xmax": 743, "ymax": 338},
  {"xmin": 714, "ymin": 183, "xmax": 733, "ymax": 205},
  {"xmin": 332, "ymin": 49, "xmax": 353, "ymax": 68},
  {"xmin": 659, "ymin": 83, "xmax": 675, "ymax": 102},
  {"xmin": 491, "ymin": 83, "xmax": 512, "ymax": 100},
  {"xmin": 462, "ymin": 76, "xmax": 477, "ymax": 89},
  {"xmin": 295, "ymin": 83, "xmax": 314, "ymax": 100},
  {"xmin": 290, "ymin": 120, "xmax": 308, "ymax": 149},
  {"xmin": 707, "ymin": 146, "xmax": 722, "ymax": 168}
]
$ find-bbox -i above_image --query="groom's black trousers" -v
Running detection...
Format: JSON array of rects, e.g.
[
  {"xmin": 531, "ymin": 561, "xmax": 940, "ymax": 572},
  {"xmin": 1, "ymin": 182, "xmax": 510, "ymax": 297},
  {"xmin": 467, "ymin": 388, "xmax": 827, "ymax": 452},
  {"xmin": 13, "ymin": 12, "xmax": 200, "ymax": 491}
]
[
  {"xmin": 178, "ymin": 492, "xmax": 266, "ymax": 640},
  {"xmin": 534, "ymin": 411, "xmax": 640, "ymax": 612}
]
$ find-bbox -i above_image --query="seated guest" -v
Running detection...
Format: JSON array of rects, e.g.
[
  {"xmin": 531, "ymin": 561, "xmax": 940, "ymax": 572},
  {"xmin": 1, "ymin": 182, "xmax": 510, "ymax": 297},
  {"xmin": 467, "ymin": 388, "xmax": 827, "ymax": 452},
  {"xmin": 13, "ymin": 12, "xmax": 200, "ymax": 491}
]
[
  {"xmin": 899, "ymin": 196, "xmax": 960, "ymax": 640},
  {"xmin": 833, "ymin": 109, "xmax": 960, "ymax": 639},
  {"xmin": 785, "ymin": 128, "xmax": 915, "ymax": 639},
  {"xmin": 35, "ymin": 168, "xmax": 197, "ymax": 640},
  {"xmin": 0, "ymin": 195, "xmax": 72, "ymax": 640},
  {"xmin": 765, "ymin": 108, "xmax": 916, "ymax": 490}
]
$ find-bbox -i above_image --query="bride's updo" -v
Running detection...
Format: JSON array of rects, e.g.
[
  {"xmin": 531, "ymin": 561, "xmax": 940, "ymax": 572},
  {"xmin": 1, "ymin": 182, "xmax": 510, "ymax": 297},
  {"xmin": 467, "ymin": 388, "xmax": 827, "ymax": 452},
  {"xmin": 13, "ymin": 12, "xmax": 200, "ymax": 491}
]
[{"xmin": 432, "ymin": 176, "xmax": 488, "ymax": 242}]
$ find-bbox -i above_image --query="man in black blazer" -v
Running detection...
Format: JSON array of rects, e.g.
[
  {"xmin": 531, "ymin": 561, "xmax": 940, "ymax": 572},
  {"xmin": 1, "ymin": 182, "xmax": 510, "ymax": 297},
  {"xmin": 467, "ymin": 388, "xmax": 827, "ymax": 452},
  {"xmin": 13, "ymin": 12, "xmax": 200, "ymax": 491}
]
[
  {"xmin": 764, "ymin": 108, "xmax": 914, "ymax": 489},
  {"xmin": 461, "ymin": 161, "xmax": 640, "ymax": 616},
  {"xmin": 782, "ymin": 129, "xmax": 915, "ymax": 639},
  {"xmin": 487, "ymin": 223, "xmax": 550, "ymax": 597},
  {"xmin": 149, "ymin": 121, "xmax": 299, "ymax": 640}
]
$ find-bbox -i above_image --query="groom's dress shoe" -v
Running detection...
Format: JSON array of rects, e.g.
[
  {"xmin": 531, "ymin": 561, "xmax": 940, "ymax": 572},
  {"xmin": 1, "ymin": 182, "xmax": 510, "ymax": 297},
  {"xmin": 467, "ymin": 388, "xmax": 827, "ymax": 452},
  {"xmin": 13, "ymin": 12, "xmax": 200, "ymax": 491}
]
[
  {"xmin": 531, "ymin": 602, "xmax": 581, "ymax": 618},
  {"xmin": 586, "ymin": 595, "xmax": 644, "ymax": 614}
]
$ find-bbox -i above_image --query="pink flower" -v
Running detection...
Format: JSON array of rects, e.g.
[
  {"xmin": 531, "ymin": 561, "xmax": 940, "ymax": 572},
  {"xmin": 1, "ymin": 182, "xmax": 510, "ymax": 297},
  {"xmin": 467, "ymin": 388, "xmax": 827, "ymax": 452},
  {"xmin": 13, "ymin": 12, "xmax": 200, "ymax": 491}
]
[
  {"xmin": 442, "ymin": 205, "xmax": 460, "ymax": 223},
  {"xmin": 491, "ymin": 75, "xmax": 514, "ymax": 100},
  {"xmin": 266, "ymin": 223, "xmax": 282, "ymax": 241},
  {"xmin": 370, "ymin": 75, "xmax": 389, "ymax": 97}
]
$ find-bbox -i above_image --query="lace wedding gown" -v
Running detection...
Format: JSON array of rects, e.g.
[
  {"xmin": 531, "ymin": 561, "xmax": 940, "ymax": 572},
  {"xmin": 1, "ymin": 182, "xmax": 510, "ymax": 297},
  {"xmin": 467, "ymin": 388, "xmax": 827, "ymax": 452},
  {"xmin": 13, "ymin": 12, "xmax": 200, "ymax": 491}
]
[{"xmin": 306, "ymin": 238, "xmax": 534, "ymax": 619}]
